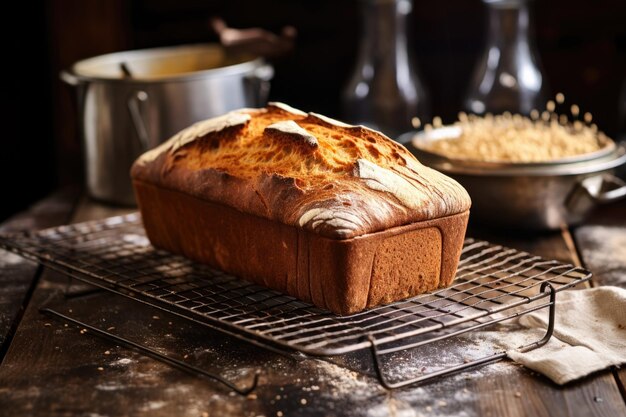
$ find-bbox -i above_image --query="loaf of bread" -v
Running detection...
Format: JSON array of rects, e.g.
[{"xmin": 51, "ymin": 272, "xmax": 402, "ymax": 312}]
[{"xmin": 131, "ymin": 103, "xmax": 471, "ymax": 315}]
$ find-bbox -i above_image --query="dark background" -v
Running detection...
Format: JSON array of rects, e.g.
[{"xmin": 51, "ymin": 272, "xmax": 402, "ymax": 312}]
[{"xmin": 3, "ymin": 0, "xmax": 626, "ymax": 222}]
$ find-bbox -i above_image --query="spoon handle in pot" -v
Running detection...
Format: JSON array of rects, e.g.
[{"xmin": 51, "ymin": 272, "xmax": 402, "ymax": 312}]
[{"xmin": 127, "ymin": 90, "xmax": 150, "ymax": 151}]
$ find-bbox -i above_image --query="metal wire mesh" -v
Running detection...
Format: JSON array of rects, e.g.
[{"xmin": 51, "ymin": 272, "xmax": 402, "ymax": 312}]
[{"xmin": 0, "ymin": 213, "xmax": 591, "ymax": 356}]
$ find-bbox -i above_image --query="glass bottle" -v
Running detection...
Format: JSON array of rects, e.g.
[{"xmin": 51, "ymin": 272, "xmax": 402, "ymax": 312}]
[
  {"xmin": 618, "ymin": 78, "xmax": 626, "ymax": 143},
  {"xmin": 342, "ymin": 0, "xmax": 430, "ymax": 138},
  {"xmin": 463, "ymin": 0, "xmax": 548, "ymax": 116}
]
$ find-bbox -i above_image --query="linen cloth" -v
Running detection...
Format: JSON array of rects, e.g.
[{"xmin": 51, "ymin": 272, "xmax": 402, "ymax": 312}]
[{"xmin": 505, "ymin": 286, "xmax": 626, "ymax": 384}]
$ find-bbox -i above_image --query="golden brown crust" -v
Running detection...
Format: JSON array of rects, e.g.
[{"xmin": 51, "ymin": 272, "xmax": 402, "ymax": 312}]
[
  {"xmin": 131, "ymin": 103, "xmax": 471, "ymax": 239},
  {"xmin": 131, "ymin": 104, "xmax": 472, "ymax": 314}
]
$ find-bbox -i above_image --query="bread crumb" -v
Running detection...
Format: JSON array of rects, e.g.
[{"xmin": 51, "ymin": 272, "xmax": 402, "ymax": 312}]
[
  {"xmin": 247, "ymin": 393, "xmax": 257, "ymax": 400},
  {"xmin": 44, "ymin": 323, "xmax": 51, "ymax": 327},
  {"xmin": 426, "ymin": 406, "xmax": 432, "ymax": 412},
  {"xmin": 201, "ymin": 412, "xmax": 209, "ymax": 417},
  {"xmin": 514, "ymin": 391, "xmax": 522, "ymax": 398},
  {"xmin": 97, "ymin": 367, "xmax": 104, "ymax": 371},
  {"xmin": 106, "ymin": 326, "xmax": 115, "ymax": 331},
  {"xmin": 152, "ymin": 316, "xmax": 160, "ymax": 320},
  {"xmin": 104, "ymin": 350, "xmax": 111, "ymax": 355},
  {"xmin": 300, "ymin": 399, "xmax": 307, "ymax": 405},
  {"xmin": 277, "ymin": 412, "xmax": 284, "ymax": 417},
  {"xmin": 438, "ymin": 400, "xmax": 447, "ymax": 407}
]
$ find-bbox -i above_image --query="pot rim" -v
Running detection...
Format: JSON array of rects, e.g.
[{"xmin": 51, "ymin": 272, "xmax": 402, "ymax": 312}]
[{"xmin": 65, "ymin": 43, "xmax": 267, "ymax": 85}]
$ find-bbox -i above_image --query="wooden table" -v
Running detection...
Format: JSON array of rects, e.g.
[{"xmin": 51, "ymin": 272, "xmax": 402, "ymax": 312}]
[{"xmin": 1, "ymin": 189, "xmax": 625, "ymax": 417}]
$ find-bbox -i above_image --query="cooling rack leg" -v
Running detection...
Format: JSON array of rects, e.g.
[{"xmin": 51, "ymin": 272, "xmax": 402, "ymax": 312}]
[
  {"xmin": 39, "ymin": 306, "xmax": 260, "ymax": 395},
  {"xmin": 63, "ymin": 275, "xmax": 74, "ymax": 295},
  {"xmin": 368, "ymin": 283, "xmax": 558, "ymax": 390},
  {"xmin": 61, "ymin": 275, "xmax": 106, "ymax": 299},
  {"xmin": 518, "ymin": 282, "xmax": 556, "ymax": 353}
]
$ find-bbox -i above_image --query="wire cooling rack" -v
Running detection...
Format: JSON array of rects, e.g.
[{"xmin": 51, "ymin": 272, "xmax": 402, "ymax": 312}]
[{"xmin": 0, "ymin": 213, "xmax": 591, "ymax": 390}]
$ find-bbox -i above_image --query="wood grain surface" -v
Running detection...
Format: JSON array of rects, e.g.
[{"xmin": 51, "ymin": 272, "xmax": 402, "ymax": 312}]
[
  {"xmin": 574, "ymin": 201, "xmax": 626, "ymax": 289},
  {"xmin": 0, "ymin": 188, "xmax": 79, "ymax": 358},
  {"xmin": 0, "ymin": 193, "xmax": 625, "ymax": 417},
  {"xmin": 574, "ymin": 199, "xmax": 626, "ymax": 411}
]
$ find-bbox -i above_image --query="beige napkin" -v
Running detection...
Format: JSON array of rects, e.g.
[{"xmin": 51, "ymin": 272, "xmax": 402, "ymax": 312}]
[{"xmin": 506, "ymin": 286, "xmax": 626, "ymax": 385}]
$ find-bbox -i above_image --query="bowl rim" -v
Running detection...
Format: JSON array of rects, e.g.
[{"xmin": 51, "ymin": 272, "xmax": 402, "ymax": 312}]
[{"xmin": 398, "ymin": 128, "xmax": 626, "ymax": 177}]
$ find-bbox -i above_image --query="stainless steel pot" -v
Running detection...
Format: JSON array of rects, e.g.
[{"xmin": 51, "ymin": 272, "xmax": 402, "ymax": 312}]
[
  {"xmin": 398, "ymin": 129, "xmax": 626, "ymax": 230},
  {"xmin": 62, "ymin": 44, "xmax": 274, "ymax": 205}
]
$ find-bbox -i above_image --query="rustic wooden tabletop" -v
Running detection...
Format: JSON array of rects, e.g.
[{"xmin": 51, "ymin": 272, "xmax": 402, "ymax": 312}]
[{"xmin": 0, "ymin": 188, "xmax": 625, "ymax": 417}]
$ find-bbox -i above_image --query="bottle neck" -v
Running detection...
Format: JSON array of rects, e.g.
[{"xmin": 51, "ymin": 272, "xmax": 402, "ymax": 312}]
[
  {"xmin": 359, "ymin": 0, "xmax": 411, "ymax": 72},
  {"xmin": 485, "ymin": 0, "xmax": 532, "ymax": 49}
]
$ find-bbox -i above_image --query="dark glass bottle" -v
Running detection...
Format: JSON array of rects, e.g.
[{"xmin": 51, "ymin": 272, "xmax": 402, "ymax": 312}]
[
  {"xmin": 464, "ymin": 0, "xmax": 549, "ymax": 115},
  {"xmin": 342, "ymin": 0, "xmax": 430, "ymax": 138},
  {"xmin": 619, "ymin": 78, "xmax": 626, "ymax": 143}
]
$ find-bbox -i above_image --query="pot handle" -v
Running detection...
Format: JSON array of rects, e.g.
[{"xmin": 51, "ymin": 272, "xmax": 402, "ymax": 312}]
[
  {"xmin": 127, "ymin": 90, "xmax": 150, "ymax": 151},
  {"xmin": 566, "ymin": 174, "xmax": 626, "ymax": 216},
  {"xmin": 60, "ymin": 69, "xmax": 89, "ymax": 145},
  {"xmin": 244, "ymin": 64, "xmax": 274, "ymax": 106},
  {"xmin": 60, "ymin": 69, "xmax": 83, "ymax": 86}
]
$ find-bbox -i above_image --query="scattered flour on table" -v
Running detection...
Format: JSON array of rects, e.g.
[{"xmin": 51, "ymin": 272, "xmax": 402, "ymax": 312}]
[
  {"xmin": 164, "ymin": 384, "xmax": 192, "ymax": 395},
  {"xmin": 304, "ymin": 319, "xmax": 536, "ymax": 407},
  {"xmin": 0, "ymin": 251, "xmax": 27, "ymax": 267},
  {"xmin": 112, "ymin": 358, "xmax": 133, "ymax": 366},
  {"xmin": 95, "ymin": 383, "xmax": 128, "ymax": 391},
  {"xmin": 221, "ymin": 366, "xmax": 257, "ymax": 381},
  {"xmin": 313, "ymin": 359, "xmax": 380, "ymax": 397},
  {"xmin": 367, "ymin": 401, "xmax": 422, "ymax": 417},
  {"xmin": 139, "ymin": 401, "xmax": 167, "ymax": 411}
]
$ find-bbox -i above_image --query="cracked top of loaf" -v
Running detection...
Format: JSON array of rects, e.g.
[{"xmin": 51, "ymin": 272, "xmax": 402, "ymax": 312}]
[{"xmin": 131, "ymin": 103, "xmax": 471, "ymax": 239}]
